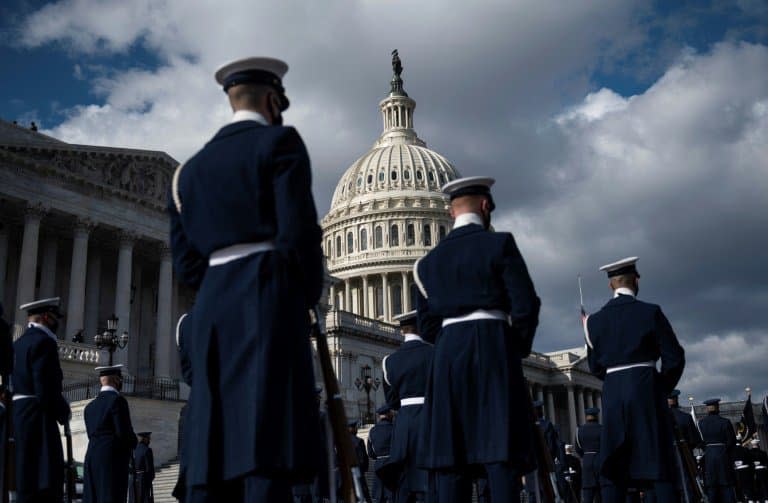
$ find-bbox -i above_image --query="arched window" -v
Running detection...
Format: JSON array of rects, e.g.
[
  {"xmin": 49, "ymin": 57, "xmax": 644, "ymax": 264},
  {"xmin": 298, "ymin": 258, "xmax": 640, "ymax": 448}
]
[
  {"xmin": 360, "ymin": 228, "xmax": 368, "ymax": 251},
  {"xmin": 416, "ymin": 170, "xmax": 423, "ymax": 181},
  {"xmin": 378, "ymin": 170, "xmax": 385, "ymax": 182},
  {"xmin": 404, "ymin": 169, "xmax": 411, "ymax": 180},
  {"xmin": 375, "ymin": 285, "xmax": 384, "ymax": 318},
  {"xmin": 439, "ymin": 225, "xmax": 447, "ymax": 241},
  {"xmin": 391, "ymin": 170, "xmax": 398, "ymax": 180},
  {"xmin": 406, "ymin": 224, "xmax": 415, "ymax": 246},
  {"xmin": 367, "ymin": 174, "xmax": 373, "ymax": 184},
  {"xmin": 374, "ymin": 226, "xmax": 383, "ymax": 249},
  {"xmin": 335, "ymin": 236, "xmax": 342, "ymax": 257},
  {"xmin": 326, "ymin": 239, "xmax": 332, "ymax": 255},
  {"xmin": 423, "ymin": 224, "xmax": 432, "ymax": 247},
  {"xmin": 428, "ymin": 171, "xmax": 435, "ymax": 182},
  {"xmin": 347, "ymin": 232, "xmax": 354, "ymax": 254},
  {"xmin": 392, "ymin": 284, "xmax": 403, "ymax": 316},
  {"xmin": 390, "ymin": 225, "xmax": 399, "ymax": 247}
]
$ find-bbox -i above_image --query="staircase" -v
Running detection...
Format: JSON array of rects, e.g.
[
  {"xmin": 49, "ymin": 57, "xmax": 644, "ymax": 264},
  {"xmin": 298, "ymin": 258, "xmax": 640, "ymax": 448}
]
[{"xmin": 152, "ymin": 458, "xmax": 180, "ymax": 503}]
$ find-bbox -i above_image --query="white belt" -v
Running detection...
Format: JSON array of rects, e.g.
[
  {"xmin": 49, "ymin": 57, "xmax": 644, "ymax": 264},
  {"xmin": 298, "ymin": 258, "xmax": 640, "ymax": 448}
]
[
  {"xmin": 735, "ymin": 465, "xmax": 750, "ymax": 470},
  {"xmin": 756, "ymin": 466, "xmax": 766, "ymax": 470},
  {"xmin": 584, "ymin": 451, "xmax": 597, "ymax": 454},
  {"xmin": 209, "ymin": 241, "xmax": 275, "ymax": 266},
  {"xmin": 442, "ymin": 309, "xmax": 509, "ymax": 328},
  {"xmin": 707, "ymin": 443, "xmax": 726, "ymax": 447},
  {"xmin": 401, "ymin": 397, "xmax": 425, "ymax": 407},
  {"xmin": 12, "ymin": 394, "xmax": 36, "ymax": 401},
  {"xmin": 606, "ymin": 361, "xmax": 655, "ymax": 374}
]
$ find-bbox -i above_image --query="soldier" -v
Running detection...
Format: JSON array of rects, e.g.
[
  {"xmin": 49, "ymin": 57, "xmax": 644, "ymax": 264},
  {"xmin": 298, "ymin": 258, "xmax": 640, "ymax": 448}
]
[
  {"xmin": 380, "ymin": 309, "xmax": 434, "ymax": 502},
  {"xmin": 583, "ymin": 256, "xmax": 685, "ymax": 503},
  {"xmin": 12, "ymin": 297, "xmax": 70, "ymax": 503},
  {"xmin": 733, "ymin": 431, "xmax": 754, "ymax": 503},
  {"xmin": 528, "ymin": 400, "xmax": 566, "ymax": 503},
  {"xmin": 172, "ymin": 313, "xmax": 191, "ymax": 503},
  {"xmin": 347, "ymin": 420, "xmax": 371, "ymax": 499},
  {"xmin": 668, "ymin": 390, "xmax": 702, "ymax": 454},
  {"xmin": 83, "ymin": 364, "xmax": 137, "ymax": 503},
  {"xmin": 577, "ymin": 407, "xmax": 614, "ymax": 503},
  {"xmin": 698, "ymin": 398, "xmax": 737, "ymax": 503},
  {"xmin": 167, "ymin": 56, "xmax": 323, "ymax": 501},
  {"xmin": 414, "ymin": 176, "xmax": 540, "ymax": 502},
  {"xmin": 564, "ymin": 444, "xmax": 582, "ymax": 503},
  {"xmin": 367, "ymin": 406, "xmax": 394, "ymax": 503},
  {"xmin": 748, "ymin": 439, "xmax": 768, "ymax": 502},
  {"xmin": 0, "ymin": 300, "xmax": 10, "ymax": 500},
  {"xmin": 133, "ymin": 432, "xmax": 155, "ymax": 503}
]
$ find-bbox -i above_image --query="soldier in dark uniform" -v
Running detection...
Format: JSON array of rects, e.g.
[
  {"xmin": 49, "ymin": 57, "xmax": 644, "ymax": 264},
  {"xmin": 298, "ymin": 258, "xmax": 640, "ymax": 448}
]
[
  {"xmin": 732, "ymin": 432, "xmax": 754, "ymax": 503},
  {"xmin": 414, "ymin": 177, "xmax": 540, "ymax": 502},
  {"xmin": 347, "ymin": 420, "xmax": 370, "ymax": 499},
  {"xmin": 528, "ymin": 400, "xmax": 567, "ymax": 503},
  {"xmin": 577, "ymin": 407, "xmax": 614, "ymax": 503},
  {"xmin": 83, "ymin": 364, "xmax": 137, "ymax": 503},
  {"xmin": 583, "ymin": 257, "xmax": 685, "ymax": 503},
  {"xmin": 367, "ymin": 406, "xmax": 394, "ymax": 503},
  {"xmin": 748, "ymin": 439, "xmax": 768, "ymax": 502},
  {"xmin": 668, "ymin": 390, "xmax": 702, "ymax": 453},
  {"xmin": 698, "ymin": 398, "xmax": 737, "ymax": 503},
  {"xmin": 564, "ymin": 444, "xmax": 582, "ymax": 503},
  {"xmin": 173, "ymin": 313, "xmax": 191, "ymax": 503},
  {"xmin": 381, "ymin": 309, "xmax": 434, "ymax": 502},
  {"xmin": 0, "ymin": 300, "xmax": 11, "ymax": 499},
  {"xmin": 133, "ymin": 432, "xmax": 155, "ymax": 503},
  {"xmin": 12, "ymin": 297, "xmax": 70, "ymax": 503},
  {"xmin": 168, "ymin": 57, "xmax": 323, "ymax": 502}
]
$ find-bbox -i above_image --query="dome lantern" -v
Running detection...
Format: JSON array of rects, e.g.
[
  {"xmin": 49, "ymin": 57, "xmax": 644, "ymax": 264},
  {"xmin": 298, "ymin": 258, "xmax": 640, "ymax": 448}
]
[{"xmin": 376, "ymin": 50, "xmax": 423, "ymax": 149}]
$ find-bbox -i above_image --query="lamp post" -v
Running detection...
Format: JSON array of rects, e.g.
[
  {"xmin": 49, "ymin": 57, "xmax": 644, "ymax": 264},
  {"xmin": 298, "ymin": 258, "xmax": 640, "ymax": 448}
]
[
  {"xmin": 93, "ymin": 314, "xmax": 129, "ymax": 366},
  {"xmin": 354, "ymin": 364, "xmax": 380, "ymax": 425}
]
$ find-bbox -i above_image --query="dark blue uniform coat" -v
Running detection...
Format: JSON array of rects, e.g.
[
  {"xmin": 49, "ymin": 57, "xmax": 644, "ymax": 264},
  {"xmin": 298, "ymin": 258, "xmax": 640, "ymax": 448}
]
[
  {"xmin": 132, "ymin": 443, "xmax": 155, "ymax": 503},
  {"xmin": 414, "ymin": 223, "xmax": 540, "ymax": 470},
  {"xmin": 367, "ymin": 419, "xmax": 394, "ymax": 501},
  {"xmin": 83, "ymin": 390, "xmax": 137, "ymax": 503},
  {"xmin": 698, "ymin": 412, "xmax": 736, "ymax": 488},
  {"xmin": 586, "ymin": 294, "xmax": 685, "ymax": 483},
  {"xmin": 0, "ymin": 302, "xmax": 10, "ymax": 497},
  {"xmin": 576, "ymin": 422, "xmax": 607, "ymax": 489},
  {"xmin": 168, "ymin": 120, "xmax": 323, "ymax": 486},
  {"xmin": 380, "ymin": 335, "xmax": 433, "ymax": 494},
  {"xmin": 12, "ymin": 324, "xmax": 69, "ymax": 502},
  {"xmin": 670, "ymin": 405, "xmax": 702, "ymax": 453}
]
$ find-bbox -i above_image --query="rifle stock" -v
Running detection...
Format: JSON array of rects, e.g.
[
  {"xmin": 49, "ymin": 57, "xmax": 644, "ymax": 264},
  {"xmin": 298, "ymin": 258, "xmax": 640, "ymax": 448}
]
[
  {"xmin": 310, "ymin": 308, "xmax": 369, "ymax": 503},
  {"xmin": 525, "ymin": 380, "xmax": 562, "ymax": 503}
]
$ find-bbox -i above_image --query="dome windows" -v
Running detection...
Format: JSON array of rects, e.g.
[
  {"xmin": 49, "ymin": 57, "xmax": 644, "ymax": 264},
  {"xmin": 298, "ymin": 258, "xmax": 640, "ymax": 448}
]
[
  {"xmin": 403, "ymin": 169, "xmax": 411, "ymax": 180},
  {"xmin": 428, "ymin": 171, "xmax": 435, "ymax": 183},
  {"xmin": 406, "ymin": 224, "xmax": 415, "ymax": 246},
  {"xmin": 439, "ymin": 225, "xmax": 447, "ymax": 241},
  {"xmin": 378, "ymin": 171, "xmax": 385, "ymax": 182},
  {"xmin": 423, "ymin": 224, "xmax": 432, "ymax": 247},
  {"xmin": 357, "ymin": 176, "xmax": 363, "ymax": 188},
  {"xmin": 360, "ymin": 228, "xmax": 368, "ymax": 251},
  {"xmin": 367, "ymin": 174, "xmax": 373, "ymax": 185},
  {"xmin": 347, "ymin": 232, "xmax": 354, "ymax": 254},
  {"xmin": 335, "ymin": 236, "xmax": 342, "ymax": 258},
  {"xmin": 391, "ymin": 170, "xmax": 398, "ymax": 181},
  {"xmin": 374, "ymin": 226, "xmax": 383, "ymax": 249},
  {"xmin": 390, "ymin": 225, "xmax": 399, "ymax": 247},
  {"xmin": 416, "ymin": 170, "xmax": 423, "ymax": 181}
]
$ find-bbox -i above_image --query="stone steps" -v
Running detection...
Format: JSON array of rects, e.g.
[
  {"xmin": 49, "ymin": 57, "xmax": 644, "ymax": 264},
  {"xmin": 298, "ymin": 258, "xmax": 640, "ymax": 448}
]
[{"xmin": 152, "ymin": 458, "xmax": 180, "ymax": 503}]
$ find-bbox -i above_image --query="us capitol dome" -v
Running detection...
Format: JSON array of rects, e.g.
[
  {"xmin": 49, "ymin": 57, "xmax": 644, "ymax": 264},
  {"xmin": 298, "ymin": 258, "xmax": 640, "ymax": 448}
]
[{"xmin": 321, "ymin": 51, "xmax": 460, "ymax": 322}]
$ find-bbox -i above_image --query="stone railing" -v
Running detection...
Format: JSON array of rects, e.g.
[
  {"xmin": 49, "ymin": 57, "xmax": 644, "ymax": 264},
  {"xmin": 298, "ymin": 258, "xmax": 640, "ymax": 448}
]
[
  {"xmin": 524, "ymin": 351, "xmax": 553, "ymax": 368},
  {"xmin": 328, "ymin": 247, "xmax": 429, "ymax": 271},
  {"xmin": 325, "ymin": 309, "xmax": 402, "ymax": 343},
  {"xmin": 57, "ymin": 340, "xmax": 102, "ymax": 364}
]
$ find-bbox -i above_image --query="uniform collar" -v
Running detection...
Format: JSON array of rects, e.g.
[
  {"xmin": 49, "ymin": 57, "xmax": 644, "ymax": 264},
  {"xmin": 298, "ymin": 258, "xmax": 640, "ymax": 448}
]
[
  {"xmin": 453, "ymin": 212, "xmax": 484, "ymax": 229},
  {"xmin": 403, "ymin": 333, "xmax": 424, "ymax": 343},
  {"xmin": 231, "ymin": 110, "xmax": 268, "ymax": 125},
  {"xmin": 28, "ymin": 322, "xmax": 57, "ymax": 341},
  {"xmin": 613, "ymin": 287, "xmax": 636, "ymax": 298},
  {"xmin": 100, "ymin": 385, "xmax": 119, "ymax": 394}
]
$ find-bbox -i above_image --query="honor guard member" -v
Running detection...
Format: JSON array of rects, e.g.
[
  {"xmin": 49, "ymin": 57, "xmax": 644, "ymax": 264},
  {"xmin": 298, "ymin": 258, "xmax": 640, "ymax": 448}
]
[
  {"xmin": 12, "ymin": 297, "xmax": 70, "ymax": 503},
  {"xmin": 367, "ymin": 406, "xmax": 395, "ymax": 503},
  {"xmin": 748, "ymin": 439, "xmax": 768, "ymax": 502},
  {"xmin": 132, "ymin": 432, "xmax": 155, "ymax": 503},
  {"xmin": 733, "ymin": 431, "xmax": 754, "ymax": 502},
  {"xmin": 380, "ymin": 308, "xmax": 434, "ymax": 503},
  {"xmin": 698, "ymin": 398, "xmax": 737, "ymax": 503},
  {"xmin": 83, "ymin": 364, "xmax": 137, "ymax": 503},
  {"xmin": 583, "ymin": 257, "xmax": 685, "ymax": 503},
  {"xmin": 0, "ymin": 301, "xmax": 11, "ymax": 499},
  {"xmin": 527, "ymin": 400, "xmax": 566, "ymax": 503},
  {"xmin": 414, "ymin": 176, "xmax": 541, "ymax": 503},
  {"xmin": 167, "ymin": 56, "xmax": 323, "ymax": 502},
  {"xmin": 668, "ymin": 390, "xmax": 703, "ymax": 454},
  {"xmin": 577, "ymin": 407, "xmax": 615, "ymax": 503},
  {"xmin": 564, "ymin": 444, "xmax": 582, "ymax": 503}
]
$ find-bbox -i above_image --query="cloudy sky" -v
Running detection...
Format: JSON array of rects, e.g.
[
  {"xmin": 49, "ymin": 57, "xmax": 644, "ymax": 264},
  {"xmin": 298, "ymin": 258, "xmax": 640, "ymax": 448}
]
[{"xmin": 1, "ymin": 0, "xmax": 766, "ymax": 402}]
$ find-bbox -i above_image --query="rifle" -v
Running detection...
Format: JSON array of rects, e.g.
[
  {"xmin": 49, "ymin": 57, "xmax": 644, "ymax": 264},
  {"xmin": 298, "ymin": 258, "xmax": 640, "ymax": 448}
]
[
  {"xmin": 63, "ymin": 420, "xmax": 76, "ymax": 503},
  {"xmin": 525, "ymin": 380, "xmax": 563, "ymax": 503},
  {"xmin": 669, "ymin": 410, "xmax": 706, "ymax": 503},
  {"xmin": 578, "ymin": 275, "xmax": 586, "ymax": 317},
  {"xmin": 1, "ymin": 377, "xmax": 15, "ymax": 503},
  {"xmin": 310, "ymin": 307, "xmax": 369, "ymax": 503}
]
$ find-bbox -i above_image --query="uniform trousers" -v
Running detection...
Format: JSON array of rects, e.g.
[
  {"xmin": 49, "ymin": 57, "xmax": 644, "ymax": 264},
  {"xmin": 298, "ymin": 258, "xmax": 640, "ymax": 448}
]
[
  {"xmin": 436, "ymin": 463, "xmax": 520, "ymax": 503},
  {"xmin": 187, "ymin": 472, "xmax": 292, "ymax": 503},
  {"xmin": 706, "ymin": 486, "xmax": 737, "ymax": 503},
  {"xmin": 16, "ymin": 488, "xmax": 62, "ymax": 503},
  {"xmin": 582, "ymin": 486, "xmax": 616, "ymax": 503}
]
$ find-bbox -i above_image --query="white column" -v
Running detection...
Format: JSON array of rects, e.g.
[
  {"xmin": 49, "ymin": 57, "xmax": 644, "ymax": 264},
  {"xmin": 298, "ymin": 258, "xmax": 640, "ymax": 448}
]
[
  {"xmin": 567, "ymin": 384, "xmax": 577, "ymax": 442},
  {"xmin": 344, "ymin": 279, "xmax": 351, "ymax": 313},
  {"xmin": 66, "ymin": 218, "xmax": 93, "ymax": 340},
  {"xmin": 0, "ymin": 224, "xmax": 9, "ymax": 306},
  {"xmin": 362, "ymin": 276, "xmax": 369, "ymax": 318},
  {"xmin": 401, "ymin": 271, "xmax": 410, "ymax": 312},
  {"xmin": 546, "ymin": 387, "xmax": 557, "ymax": 424},
  {"xmin": 585, "ymin": 389, "xmax": 594, "ymax": 409},
  {"xmin": 536, "ymin": 385, "xmax": 544, "ymax": 404},
  {"xmin": 381, "ymin": 273, "xmax": 389, "ymax": 321},
  {"xmin": 577, "ymin": 386, "xmax": 586, "ymax": 425},
  {"xmin": 15, "ymin": 204, "xmax": 46, "ymax": 331},
  {"xmin": 329, "ymin": 284, "xmax": 336, "ymax": 308},
  {"xmin": 114, "ymin": 232, "xmax": 136, "ymax": 365},
  {"xmin": 39, "ymin": 236, "xmax": 58, "ymax": 298},
  {"xmin": 154, "ymin": 244, "xmax": 174, "ymax": 377},
  {"xmin": 84, "ymin": 247, "xmax": 101, "ymax": 343}
]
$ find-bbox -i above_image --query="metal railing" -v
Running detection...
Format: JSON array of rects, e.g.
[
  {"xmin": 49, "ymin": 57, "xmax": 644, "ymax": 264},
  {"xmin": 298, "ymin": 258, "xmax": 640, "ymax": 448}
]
[{"xmin": 63, "ymin": 376, "xmax": 182, "ymax": 402}]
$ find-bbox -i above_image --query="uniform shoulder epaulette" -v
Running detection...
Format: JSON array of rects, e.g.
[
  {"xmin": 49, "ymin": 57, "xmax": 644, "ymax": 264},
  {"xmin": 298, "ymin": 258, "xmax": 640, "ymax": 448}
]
[{"xmin": 172, "ymin": 163, "xmax": 186, "ymax": 214}]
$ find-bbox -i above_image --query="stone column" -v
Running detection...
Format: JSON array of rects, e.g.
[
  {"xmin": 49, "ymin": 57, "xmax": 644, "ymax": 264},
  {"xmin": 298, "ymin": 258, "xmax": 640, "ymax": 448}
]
[
  {"xmin": 536, "ymin": 385, "xmax": 544, "ymax": 403},
  {"xmin": 0, "ymin": 224, "xmax": 8, "ymax": 306},
  {"xmin": 577, "ymin": 386, "xmax": 586, "ymax": 425},
  {"xmin": 567, "ymin": 384, "xmax": 577, "ymax": 442},
  {"xmin": 154, "ymin": 244, "xmax": 174, "ymax": 377},
  {"xmin": 15, "ymin": 204, "xmax": 46, "ymax": 330},
  {"xmin": 344, "ymin": 279, "xmax": 351, "ymax": 313},
  {"xmin": 66, "ymin": 218, "xmax": 94, "ymax": 340},
  {"xmin": 585, "ymin": 389, "xmax": 594, "ymax": 409},
  {"xmin": 401, "ymin": 271, "xmax": 410, "ymax": 312},
  {"xmin": 546, "ymin": 387, "xmax": 557, "ymax": 423},
  {"xmin": 84, "ymin": 248, "xmax": 102, "ymax": 343},
  {"xmin": 361, "ymin": 276, "xmax": 369, "ymax": 318},
  {"xmin": 381, "ymin": 273, "xmax": 389, "ymax": 321},
  {"xmin": 39, "ymin": 236, "xmax": 59, "ymax": 298},
  {"xmin": 113, "ymin": 232, "xmax": 136, "ymax": 365},
  {"xmin": 329, "ymin": 284, "xmax": 335, "ymax": 308}
]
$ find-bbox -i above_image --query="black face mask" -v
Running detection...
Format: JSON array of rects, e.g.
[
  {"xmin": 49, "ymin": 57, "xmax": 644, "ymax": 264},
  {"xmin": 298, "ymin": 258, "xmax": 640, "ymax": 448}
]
[{"xmin": 269, "ymin": 95, "xmax": 283, "ymax": 126}]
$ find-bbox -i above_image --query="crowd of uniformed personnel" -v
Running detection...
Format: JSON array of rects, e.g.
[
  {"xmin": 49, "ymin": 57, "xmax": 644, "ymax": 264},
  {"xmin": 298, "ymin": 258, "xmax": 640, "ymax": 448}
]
[{"xmin": 1, "ymin": 52, "xmax": 768, "ymax": 503}]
